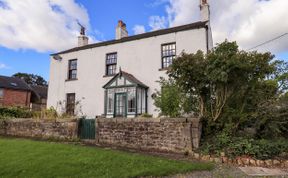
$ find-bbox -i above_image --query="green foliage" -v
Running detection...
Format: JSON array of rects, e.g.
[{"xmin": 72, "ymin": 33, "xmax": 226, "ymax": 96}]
[
  {"xmin": 253, "ymin": 94, "xmax": 288, "ymax": 138},
  {"xmin": 160, "ymin": 40, "xmax": 288, "ymax": 138},
  {"xmin": 0, "ymin": 107, "xmax": 33, "ymax": 119},
  {"xmin": 154, "ymin": 78, "xmax": 183, "ymax": 117},
  {"xmin": 0, "ymin": 137, "xmax": 213, "ymax": 178},
  {"xmin": 158, "ymin": 40, "xmax": 288, "ymax": 159},
  {"xmin": 13, "ymin": 72, "xmax": 47, "ymax": 86},
  {"xmin": 200, "ymin": 133, "xmax": 288, "ymax": 160}
]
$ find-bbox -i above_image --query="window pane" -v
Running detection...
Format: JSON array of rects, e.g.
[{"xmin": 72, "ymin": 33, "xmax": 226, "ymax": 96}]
[
  {"xmin": 141, "ymin": 89, "xmax": 146, "ymax": 113},
  {"xmin": 106, "ymin": 53, "xmax": 117, "ymax": 64},
  {"xmin": 107, "ymin": 90, "xmax": 114, "ymax": 113},
  {"xmin": 127, "ymin": 88, "xmax": 136, "ymax": 113},
  {"xmin": 71, "ymin": 70, "xmax": 77, "ymax": 79},
  {"xmin": 69, "ymin": 60, "xmax": 77, "ymax": 70},
  {"xmin": 137, "ymin": 88, "xmax": 142, "ymax": 114}
]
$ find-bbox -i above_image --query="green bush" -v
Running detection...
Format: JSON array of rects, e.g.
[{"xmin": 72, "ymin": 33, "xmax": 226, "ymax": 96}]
[
  {"xmin": 0, "ymin": 107, "xmax": 33, "ymax": 119},
  {"xmin": 200, "ymin": 134, "xmax": 288, "ymax": 160},
  {"xmin": 154, "ymin": 78, "xmax": 183, "ymax": 117}
]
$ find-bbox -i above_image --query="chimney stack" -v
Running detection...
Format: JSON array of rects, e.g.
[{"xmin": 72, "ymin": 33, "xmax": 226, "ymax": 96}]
[
  {"xmin": 116, "ymin": 20, "xmax": 128, "ymax": 40},
  {"xmin": 200, "ymin": 0, "xmax": 210, "ymax": 22},
  {"xmin": 78, "ymin": 23, "xmax": 88, "ymax": 47}
]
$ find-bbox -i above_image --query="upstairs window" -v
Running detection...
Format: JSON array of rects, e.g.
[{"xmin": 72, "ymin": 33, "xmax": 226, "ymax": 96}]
[
  {"xmin": 106, "ymin": 53, "xmax": 117, "ymax": 76},
  {"xmin": 68, "ymin": 59, "xmax": 77, "ymax": 80},
  {"xmin": 161, "ymin": 43, "xmax": 176, "ymax": 68},
  {"xmin": 66, "ymin": 93, "xmax": 75, "ymax": 115}
]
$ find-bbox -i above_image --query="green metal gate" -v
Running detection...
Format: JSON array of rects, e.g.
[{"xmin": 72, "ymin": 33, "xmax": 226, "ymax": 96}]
[{"xmin": 79, "ymin": 118, "xmax": 96, "ymax": 139}]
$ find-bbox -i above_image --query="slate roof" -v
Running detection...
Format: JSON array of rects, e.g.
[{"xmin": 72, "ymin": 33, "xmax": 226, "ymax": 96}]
[
  {"xmin": 103, "ymin": 70, "xmax": 149, "ymax": 89},
  {"xmin": 30, "ymin": 85, "xmax": 48, "ymax": 99},
  {"xmin": 52, "ymin": 21, "xmax": 208, "ymax": 56},
  {"xmin": 0, "ymin": 75, "xmax": 31, "ymax": 91}
]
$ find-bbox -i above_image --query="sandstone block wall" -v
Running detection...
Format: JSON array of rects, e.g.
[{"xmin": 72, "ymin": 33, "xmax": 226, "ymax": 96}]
[
  {"xmin": 96, "ymin": 118, "xmax": 201, "ymax": 153},
  {"xmin": 0, "ymin": 119, "xmax": 78, "ymax": 140}
]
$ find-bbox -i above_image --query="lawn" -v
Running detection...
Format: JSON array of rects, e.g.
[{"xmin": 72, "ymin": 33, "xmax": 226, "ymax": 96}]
[{"xmin": 0, "ymin": 137, "xmax": 213, "ymax": 178}]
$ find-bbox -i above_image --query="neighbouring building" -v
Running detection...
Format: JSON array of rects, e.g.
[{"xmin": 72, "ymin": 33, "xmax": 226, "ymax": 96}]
[
  {"xmin": 0, "ymin": 75, "xmax": 32, "ymax": 107},
  {"xmin": 0, "ymin": 75, "xmax": 48, "ymax": 110},
  {"xmin": 30, "ymin": 85, "xmax": 48, "ymax": 111},
  {"xmin": 47, "ymin": 0, "xmax": 213, "ymax": 118}
]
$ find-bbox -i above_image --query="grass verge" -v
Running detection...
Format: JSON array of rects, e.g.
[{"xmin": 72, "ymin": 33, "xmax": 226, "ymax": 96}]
[{"xmin": 0, "ymin": 137, "xmax": 213, "ymax": 178}]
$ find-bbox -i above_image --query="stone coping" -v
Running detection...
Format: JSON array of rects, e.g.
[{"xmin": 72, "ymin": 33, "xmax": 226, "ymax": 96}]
[
  {"xmin": 96, "ymin": 117, "xmax": 200, "ymax": 123},
  {"xmin": 1, "ymin": 118, "xmax": 77, "ymax": 123}
]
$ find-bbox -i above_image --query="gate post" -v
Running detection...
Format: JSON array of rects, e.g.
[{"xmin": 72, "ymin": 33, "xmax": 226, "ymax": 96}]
[{"xmin": 95, "ymin": 118, "xmax": 99, "ymax": 143}]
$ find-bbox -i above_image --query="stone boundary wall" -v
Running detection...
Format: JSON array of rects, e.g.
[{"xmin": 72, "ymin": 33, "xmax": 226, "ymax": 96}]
[
  {"xmin": 0, "ymin": 119, "xmax": 78, "ymax": 140},
  {"xmin": 191, "ymin": 152, "xmax": 288, "ymax": 168},
  {"xmin": 96, "ymin": 118, "xmax": 201, "ymax": 153}
]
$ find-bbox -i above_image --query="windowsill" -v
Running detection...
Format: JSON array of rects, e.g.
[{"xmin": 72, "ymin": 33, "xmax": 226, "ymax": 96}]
[
  {"xmin": 158, "ymin": 67, "xmax": 170, "ymax": 71},
  {"xmin": 103, "ymin": 74, "xmax": 116, "ymax": 78},
  {"xmin": 65, "ymin": 78, "xmax": 78, "ymax": 82}
]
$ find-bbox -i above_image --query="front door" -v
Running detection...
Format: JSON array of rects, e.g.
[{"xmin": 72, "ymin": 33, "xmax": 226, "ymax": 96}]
[{"xmin": 115, "ymin": 93, "xmax": 127, "ymax": 117}]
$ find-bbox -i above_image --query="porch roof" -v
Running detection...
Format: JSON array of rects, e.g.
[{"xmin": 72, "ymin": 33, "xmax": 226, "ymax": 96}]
[{"xmin": 103, "ymin": 70, "xmax": 149, "ymax": 89}]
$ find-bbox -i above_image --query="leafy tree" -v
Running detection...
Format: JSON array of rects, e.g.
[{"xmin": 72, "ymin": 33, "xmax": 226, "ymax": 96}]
[
  {"xmin": 156, "ymin": 40, "xmax": 288, "ymax": 138},
  {"xmin": 13, "ymin": 73, "xmax": 47, "ymax": 86}
]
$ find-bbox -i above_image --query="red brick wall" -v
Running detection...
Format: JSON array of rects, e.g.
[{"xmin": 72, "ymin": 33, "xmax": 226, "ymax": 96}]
[{"xmin": 0, "ymin": 88, "xmax": 31, "ymax": 107}]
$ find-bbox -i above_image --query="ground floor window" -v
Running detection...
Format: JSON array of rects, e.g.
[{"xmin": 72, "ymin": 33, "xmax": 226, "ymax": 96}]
[{"xmin": 66, "ymin": 93, "xmax": 75, "ymax": 115}]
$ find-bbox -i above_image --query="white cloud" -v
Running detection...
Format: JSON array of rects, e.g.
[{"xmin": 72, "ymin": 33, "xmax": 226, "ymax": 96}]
[
  {"xmin": 0, "ymin": 62, "xmax": 9, "ymax": 69},
  {"xmin": 0, "ymin": 0, "xmax": 94, "ymax": 52},
  {"xmin": 166, "ymin": 0, "xmax": 198, "ymax": 27},
  {"xmin": 133, "ymin": 25, "xmax": 146, "ymax": 35},
  {"xmin": 150, "ymin": 0, "xmax": 288, "ymax": 53},
  {"xmin": 149, "ymin": 16, "xmax": 167, "ymax": 31}
]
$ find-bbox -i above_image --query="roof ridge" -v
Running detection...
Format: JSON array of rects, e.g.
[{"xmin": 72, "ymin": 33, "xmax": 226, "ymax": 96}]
[{"xmin": 52, "ymin": 21, "xmax": 208, "ymax": 56}]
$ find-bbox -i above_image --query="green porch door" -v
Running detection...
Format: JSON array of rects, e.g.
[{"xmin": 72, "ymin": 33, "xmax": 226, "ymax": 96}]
[{"xmin": 114, "ymin": 93, "xmax": 127, "ymax": 117}]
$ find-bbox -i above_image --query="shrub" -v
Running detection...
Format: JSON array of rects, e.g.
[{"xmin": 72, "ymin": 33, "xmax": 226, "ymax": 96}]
[
  {"xmin": 0, "ymin": 107, "xmax": 33, "ymax": 119},
  {"xmin": 199, "ymin": 134, "xmax": 288, "ymax": 160},
  {"xmin": 154, "ymin": 78, "xmax": 183, "ymax": 117}
]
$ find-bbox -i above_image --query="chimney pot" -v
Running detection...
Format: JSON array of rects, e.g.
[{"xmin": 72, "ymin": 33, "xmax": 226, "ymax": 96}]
[
  {"xmin": 116, "ymin": 20, "xmax": 128, "ymax": 40},
  {"xmin": 77, "ymin": 24, "xmax": 89, "ymax": 47},
  {"xmin": 200, "ymin": 0, "xmax": 210, "ymax": 22}
]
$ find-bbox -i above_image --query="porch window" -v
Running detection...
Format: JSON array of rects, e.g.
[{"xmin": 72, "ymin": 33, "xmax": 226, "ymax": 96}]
[
  {"xmin": 161, "ymin": 43, "xmax": 176, "ymax": 68},
  {"xmin": 107, "ymin": 89, "xmax": 114, "ymax": 114},
  {"xmin": 137, "ymin": 88, "xmax": 146, "ymax": 115},
  {"xmin": 103, "ymin": 70, "xmax": 148, "ymax": 118},
  {"xmin": 127, "ymin": 88, "xmax": 136, "ymax": 113},
  {"xmin": 106, "ymin": 53, "xmax": 117, "ymax": 76}
]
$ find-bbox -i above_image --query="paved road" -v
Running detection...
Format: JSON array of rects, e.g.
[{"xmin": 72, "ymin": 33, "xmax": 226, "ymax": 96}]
[{"xmin": 166, "ymin": 165, "xmax": 288, "ymax": 178}]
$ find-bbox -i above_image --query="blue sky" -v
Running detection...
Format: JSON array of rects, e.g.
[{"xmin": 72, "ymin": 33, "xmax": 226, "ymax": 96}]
[{"xmin": 0, "ymin": 0, "xmax": 287, "ymax": 81}]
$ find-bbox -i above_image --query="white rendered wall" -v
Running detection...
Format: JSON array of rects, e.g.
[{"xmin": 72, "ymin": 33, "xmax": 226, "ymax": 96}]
[{"xmin": 47, "ymin": 27, "xmax": 210, "ymax": 118}]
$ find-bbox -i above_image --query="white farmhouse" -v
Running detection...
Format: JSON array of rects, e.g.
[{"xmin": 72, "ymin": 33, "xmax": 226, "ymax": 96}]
[{"xmin": 47, "ymin": 0, "xmax": 213, "ymax": 118}]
